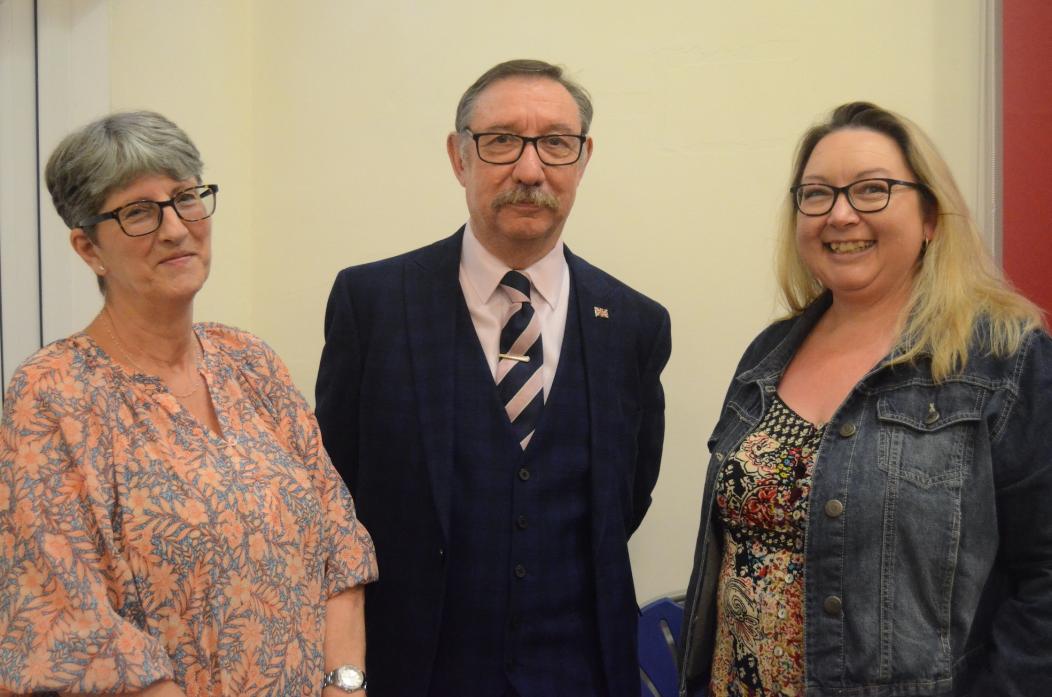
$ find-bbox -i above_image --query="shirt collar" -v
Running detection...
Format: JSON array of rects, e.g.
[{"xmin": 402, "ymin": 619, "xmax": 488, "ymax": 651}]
[{"xmin": 461, "ymin": 221, "xmax": 566, "ymax": 310}]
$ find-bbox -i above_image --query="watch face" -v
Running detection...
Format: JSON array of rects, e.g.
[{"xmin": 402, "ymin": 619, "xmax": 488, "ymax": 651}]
[{"xmin": 335, "ymin": 666, "xmax": 365, "ymax": 690}]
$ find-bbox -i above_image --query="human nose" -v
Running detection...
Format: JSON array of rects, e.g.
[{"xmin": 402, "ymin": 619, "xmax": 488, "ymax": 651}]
[
  {"xmin": 511, "ymin": 140, "xmax": 546, "ymax": 185},
  {"xmin": 826, "ymin": 189, "xmax": 860, "ymax": 226},
  {"xmin": 154, "ymin": 202, "xmax": 190, "ymax": 241}
]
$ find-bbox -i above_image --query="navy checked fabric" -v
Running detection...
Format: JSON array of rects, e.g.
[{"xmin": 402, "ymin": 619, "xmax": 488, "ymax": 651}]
[
  {"xmin": 430, "ymin": 289, "xmax": 605, "ymax": 697},
  {"xmin": 315, "ymin": 229, "xmax": 671, "ymax": 697},
  {"xmin": 497, "ymin": 271, "xmax": 544, "ymax": 449}
]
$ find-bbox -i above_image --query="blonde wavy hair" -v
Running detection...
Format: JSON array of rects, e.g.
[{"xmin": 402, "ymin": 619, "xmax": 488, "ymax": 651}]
[{"xmin": 776, "ymin": 102, "xmax": 1044, "ymax": 381}]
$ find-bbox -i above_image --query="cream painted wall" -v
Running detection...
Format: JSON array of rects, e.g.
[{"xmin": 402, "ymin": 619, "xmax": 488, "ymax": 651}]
[
  {"xmin": 106, "ymin": 0, "xmax": 986, "ymax": 602},
  {"xmin": 108, "ymin": 0, "xmax": 255, "ymax": 329}
]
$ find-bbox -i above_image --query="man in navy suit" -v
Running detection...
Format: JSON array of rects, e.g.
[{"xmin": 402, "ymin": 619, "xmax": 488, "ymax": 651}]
[{"xmin": 316, "ymin": 59, "xmax": 671, "ymax": 697}]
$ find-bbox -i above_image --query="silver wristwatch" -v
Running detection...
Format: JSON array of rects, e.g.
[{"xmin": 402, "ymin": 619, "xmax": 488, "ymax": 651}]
[{"xmin": 323, "ymin": 664, "xmax": 367, "ymax": 693}]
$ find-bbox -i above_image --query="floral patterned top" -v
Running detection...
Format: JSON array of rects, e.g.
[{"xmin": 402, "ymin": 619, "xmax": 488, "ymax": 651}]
[
  {"xmin": 709, "ymin": 395, "xmax": 823, "ymax": 697},
  {"xmin": 0, "ymin": 324, "xmax": 377, "ymax": 696}
]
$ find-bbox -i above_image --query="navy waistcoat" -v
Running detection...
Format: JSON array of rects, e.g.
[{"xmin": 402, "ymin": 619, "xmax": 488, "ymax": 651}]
[{"xmin": 428, "ymin": 286, "xmax": 605, "ymax": 697}]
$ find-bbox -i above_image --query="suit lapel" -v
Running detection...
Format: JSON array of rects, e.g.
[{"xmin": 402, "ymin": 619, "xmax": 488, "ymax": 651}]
[
  {"xmin": 566, "ymin": 248, "xmax": 620, "ymax": 555},
  {"xmin": 404, "ymin": 228, "xmax": 464, "ymax": 542},
  {"xmin": 410, "ymin": 239, "xmax": 626, "ymax": 548}
]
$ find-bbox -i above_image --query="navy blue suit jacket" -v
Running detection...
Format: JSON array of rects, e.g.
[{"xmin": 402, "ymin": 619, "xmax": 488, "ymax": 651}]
[{"xmin": 315, "ymin": 228, "xmax": 671, "ymax": 696}]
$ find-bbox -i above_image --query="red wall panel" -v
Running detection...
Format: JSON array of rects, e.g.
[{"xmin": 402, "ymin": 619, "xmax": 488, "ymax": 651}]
[{"xmin": 1003, "ymin": 0, "xmax": 1052, "ymax": 315}]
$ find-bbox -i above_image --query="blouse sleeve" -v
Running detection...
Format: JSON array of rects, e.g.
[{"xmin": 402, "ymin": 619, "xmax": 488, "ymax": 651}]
[
  {"xmin": 247, "ymin": 335, "xmax": 378, "ymax": 597},
  {"xmin": 0, "ymin": 357, "xmax": 174, "ymax": 694}
]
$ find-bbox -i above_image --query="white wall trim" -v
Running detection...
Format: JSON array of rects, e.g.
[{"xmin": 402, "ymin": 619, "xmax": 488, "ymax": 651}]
[
  {"xmin": 0, "ymin": 0, "xmax": 109, "ymax": 406},
  {"xmin": 978, "ymin": 0, "xmax": 1003, "ymax": 262},
  {"xmin": 37, "ymin": 0, "xmax": 110, "ymax": 344},
  {"xmin": 0, "ymin": 0, "xmax": 42, "ymax": 395}
]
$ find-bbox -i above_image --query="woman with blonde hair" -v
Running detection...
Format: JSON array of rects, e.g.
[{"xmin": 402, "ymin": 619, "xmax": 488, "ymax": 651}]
[{"xmin": 679, "ymin": 102, "xmax": 1051, "ymax": 696}]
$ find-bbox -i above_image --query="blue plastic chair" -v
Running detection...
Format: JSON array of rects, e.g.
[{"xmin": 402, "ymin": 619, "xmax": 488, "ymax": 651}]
[{"xmin": 639, "ymin": 594, "xmax": 685, "ymax": 697}]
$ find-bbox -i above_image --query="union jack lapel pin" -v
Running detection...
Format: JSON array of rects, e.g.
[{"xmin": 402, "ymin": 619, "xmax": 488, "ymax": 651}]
[{"xmin": 593, "ymin": 306, "xmax": 610, "ymax": 319}]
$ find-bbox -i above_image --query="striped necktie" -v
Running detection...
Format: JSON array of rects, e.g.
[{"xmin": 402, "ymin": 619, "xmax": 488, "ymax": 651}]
[{"xmin": 496, "ymin": 270, "xmax": 544, "ymax": 449}]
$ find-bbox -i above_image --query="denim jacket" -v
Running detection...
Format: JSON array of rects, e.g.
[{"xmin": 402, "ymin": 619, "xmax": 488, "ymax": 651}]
[{"xmin": 679, "ymin": 294, "xmax": 1052, "ymax": 697}]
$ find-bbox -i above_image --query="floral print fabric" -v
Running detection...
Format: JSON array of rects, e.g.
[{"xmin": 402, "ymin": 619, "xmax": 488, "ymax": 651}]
[
  {"xmin": 0, "ymin": 324, "xmax": 377, "ymax": 695},
  {"xmin": 710, "ymin": 395, "xmax": 822, "ymax": 697}
]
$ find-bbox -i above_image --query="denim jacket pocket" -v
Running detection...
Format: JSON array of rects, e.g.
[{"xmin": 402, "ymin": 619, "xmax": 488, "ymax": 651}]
[
  {"xmin": 868, "ymin": 381, "xmax": 984, "ymax": 681},
  {"xmin": 875, "ymin": 382, "xmax": 984, "ymax": 489}
]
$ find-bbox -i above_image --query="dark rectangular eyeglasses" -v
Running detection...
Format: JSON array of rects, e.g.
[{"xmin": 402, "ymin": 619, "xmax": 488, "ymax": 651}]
[{"xmin": 77, "ymin": 184, "xmax": 219, "ymax": 237}]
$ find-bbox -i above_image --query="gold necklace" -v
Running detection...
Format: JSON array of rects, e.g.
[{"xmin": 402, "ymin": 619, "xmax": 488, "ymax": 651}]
[{"xmin": 103, "ymin": 307, "xmax": 203, "ymax": 399}]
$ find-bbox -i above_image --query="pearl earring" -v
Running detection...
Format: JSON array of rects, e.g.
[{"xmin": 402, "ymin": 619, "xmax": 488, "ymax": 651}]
[{"xmin": 98, "ymin": 265, "xmax": 105, "ymax": 273}]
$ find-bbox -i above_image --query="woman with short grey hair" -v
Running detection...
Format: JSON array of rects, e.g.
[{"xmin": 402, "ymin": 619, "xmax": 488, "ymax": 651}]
[{"xmin": 0, "ymin": 111, "xmax": 377, "ymax": 696}]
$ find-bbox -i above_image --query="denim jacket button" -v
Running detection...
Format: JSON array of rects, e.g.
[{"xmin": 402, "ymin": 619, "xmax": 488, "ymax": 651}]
[
  {"xmin": 824, "ymin": 499, "xmax": 845, "ymax": 518},
  {"xmin": 838, "ymin": 422, "xmax": 857, "ymax": 438},
  {"xmin": 823, "ymin": 595, "xmax": 843, "ymax": 616}
]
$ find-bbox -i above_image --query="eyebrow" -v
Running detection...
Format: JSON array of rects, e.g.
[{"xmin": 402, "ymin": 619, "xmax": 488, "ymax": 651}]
[
  {"xmin": 474, "ymin": 122, "xmax": 581, "ymax": 134},
  {"xmin": 112, "ymin": 182, "xmax": 199, "ymax": 208},
  {"xmin": 801, "ymin": 168, "xmax": 893, "ymax": 183}
]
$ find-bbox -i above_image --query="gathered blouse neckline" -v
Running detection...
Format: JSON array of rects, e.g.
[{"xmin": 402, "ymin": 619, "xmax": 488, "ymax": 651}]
[{"xmin": 70, "ymin": 325, "xmax": 231, "ymax": 444}]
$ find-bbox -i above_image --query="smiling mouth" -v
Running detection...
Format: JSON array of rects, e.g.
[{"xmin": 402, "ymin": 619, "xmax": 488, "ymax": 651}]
[
  {"xmin": 825, "ymin": 241, "xmax": 875, "ymax": 254},
  {"xmin": 160, "ymin": 253, "xmax": 195, "ymax": 264}
]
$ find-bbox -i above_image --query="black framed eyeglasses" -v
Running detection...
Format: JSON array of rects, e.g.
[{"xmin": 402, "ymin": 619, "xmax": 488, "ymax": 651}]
[
  {"xmin": 790, "ymin": 178, "xmax": 925, "ymax": 216},
  {"xmin": 465, "ymin": 130, "xmax": 587, "ymax": 166},
  {"xmin": 77, "ymin": 184, "xmax": 219, "ymax": 237}
]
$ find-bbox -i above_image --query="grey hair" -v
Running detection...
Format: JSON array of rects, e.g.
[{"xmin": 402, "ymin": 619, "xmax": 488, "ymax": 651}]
[
  {"xmin": 45, "ymin": 110, "xmax": 203, "ymax": 235},
  {"xmin": 454, "ymin": 59, "xmax": 593, "ymax": 135}
]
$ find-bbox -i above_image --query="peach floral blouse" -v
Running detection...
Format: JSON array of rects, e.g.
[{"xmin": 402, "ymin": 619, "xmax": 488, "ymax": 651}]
[{"xmin": 0, "ymin": 324, "xmax": 377, "ymax": 696}]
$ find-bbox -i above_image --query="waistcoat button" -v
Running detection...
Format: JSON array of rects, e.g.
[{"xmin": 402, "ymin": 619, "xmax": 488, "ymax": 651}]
[
  {"xmin": 514, "ymin": 564, "xmax": 527, "ymax": 579},
  {"xmin": 518, "ymin": 468, "xmax": 530, "ymax": 481},
  {"xmin": 824, "ymin": 499, "xmax": 844, "ymax": 518},
  {"xmin": 516, "ymin": 515, "xmax": 528, "ymax": 530},
  {"xmin": 823, "ymin": 595, "xmax": 843, "ymax": 616},
  {"xmin": 838, "ymin": 422, "xmax": 857, "ymax": 438}
]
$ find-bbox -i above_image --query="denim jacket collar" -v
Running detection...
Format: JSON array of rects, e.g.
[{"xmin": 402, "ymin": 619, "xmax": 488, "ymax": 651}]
[{"xmin": 736, "ymin": 292, "xmax": 832, "ymax": 395}]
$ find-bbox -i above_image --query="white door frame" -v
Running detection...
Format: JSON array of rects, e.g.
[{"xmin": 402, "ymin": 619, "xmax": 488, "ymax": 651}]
[{"xmin": 0, "ymin": 0, "xmax": 108, "ymax": 403}]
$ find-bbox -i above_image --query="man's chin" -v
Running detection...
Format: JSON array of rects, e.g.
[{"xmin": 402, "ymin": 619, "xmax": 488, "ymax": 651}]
[
  {"xmin": 497, "ymin": 203, "xmax": 561, "ymax": 225},
  {"xmin": 495, "ymin": 204, "xmax": 555, "ymax": 224},
  {"xmin": 496, "ymin": 222, "xmax": 561, "ymax": 243}
]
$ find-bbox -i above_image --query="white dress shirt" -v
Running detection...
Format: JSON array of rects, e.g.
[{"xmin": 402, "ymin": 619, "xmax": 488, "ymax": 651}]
[{"xmin": 458, "ymin": 222, "xmax": 570, "ymax": 400}]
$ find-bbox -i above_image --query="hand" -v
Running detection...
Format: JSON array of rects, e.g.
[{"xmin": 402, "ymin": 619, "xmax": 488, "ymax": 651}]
[
  {"xmin": 129, "ymin": 680, "xmax": 187, "ymax": 697},
  {"xmin": 60, "ymin": 679, "xmax": 186, "ymax": 697}
]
